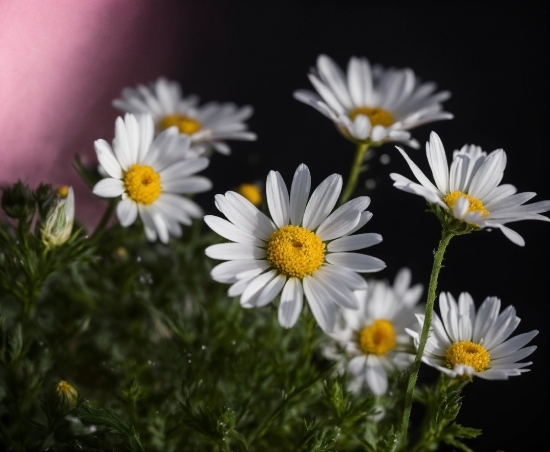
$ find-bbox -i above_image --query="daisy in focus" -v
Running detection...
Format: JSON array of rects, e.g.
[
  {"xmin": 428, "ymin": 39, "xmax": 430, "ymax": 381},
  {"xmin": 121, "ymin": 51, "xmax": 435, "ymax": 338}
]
[
  {"xmin": 326, "ymin": 268, "xmax": 423, "ymax": 395},
  {"xmin": 294, "ymin": 55, "xmax": 452, "ymax": 148},
  {"xmin": 408, "ymin": 292, "xmax": 538, "ymax": 380},
  {"xmin": 92, "ymin": 113, "xmax": 212, "ymax": 243},
  {"xmin": 113, "ymin": 78, "xmax": 257, "ymax": 155},
  {"xmin": 390, "ymin": 132, "xmax": 550, "ymax": 246},
  {"xmin": 204, "ymin": 164, "xmax": 385, "ymax": 332}
]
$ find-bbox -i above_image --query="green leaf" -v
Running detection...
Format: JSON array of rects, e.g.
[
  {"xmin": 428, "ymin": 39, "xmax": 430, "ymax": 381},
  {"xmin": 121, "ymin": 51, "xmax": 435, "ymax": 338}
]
[{"xmin": 75, "ymin": 403, "xmax": 145, "ymax": 452}]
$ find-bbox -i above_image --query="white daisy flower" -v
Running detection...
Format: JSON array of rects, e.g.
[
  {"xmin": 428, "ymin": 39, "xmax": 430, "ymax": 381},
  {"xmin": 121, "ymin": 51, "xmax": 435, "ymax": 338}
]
[
  {"xmin": 390, "ymin": 132, "xmax": 550, "ymax": 246},
  {"xmin": 294, "ymin": 55, "xmax": 452, "ymax": 147},
  {"xmin": 92, "ymin": 113, "xmax": 212, "ymax": 243},
  {"xmin": 204, "ymin": 164, "xmax": 386, "ymax": 332},
  {"xmin": 408, "ymin": 292, "xmax": 538, "ymax": 380},
  {"xmin": 113, "ymin": 77, "xmax": 257, "ymax": 155},
  {"xmin": 327, "ymin": 268, "xmax": 423, "ymax": 395}
]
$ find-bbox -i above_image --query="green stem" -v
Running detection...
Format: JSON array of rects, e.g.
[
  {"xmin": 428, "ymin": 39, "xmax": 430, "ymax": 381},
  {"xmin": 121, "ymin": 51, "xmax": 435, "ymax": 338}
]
[
  {"xmin": 397, "ymin": 230, "xmax": 455, "ymax": 448},
  {"xmin": 92, "ymin": 200, "xmax": 116, "ymax": 239},
  {"xmin": 339, "ymin": 142, "xmax": 369, "ymax": 205}
]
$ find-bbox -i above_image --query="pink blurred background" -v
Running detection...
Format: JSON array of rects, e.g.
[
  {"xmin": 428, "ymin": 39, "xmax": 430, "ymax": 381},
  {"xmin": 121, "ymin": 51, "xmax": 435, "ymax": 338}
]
[{"xmin": 0, "ymin": 0, "xmax": 189, "ymax": 227}]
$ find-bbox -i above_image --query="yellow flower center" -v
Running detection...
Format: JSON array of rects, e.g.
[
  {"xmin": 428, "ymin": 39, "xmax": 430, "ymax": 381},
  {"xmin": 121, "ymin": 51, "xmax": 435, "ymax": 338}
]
[
  {"xmin": 237, "ymin": 183, "xmax": 262, "ymax": 206},
  {"xmin": 443, "ymin": 191, "xmax": 489, "ymax": 217},
  {"xmin": 359, "ymin": 319, "xmax": 396, "ymax": 355},
  {"xmin": 445, "ymin": 341, "xmax": 490, "ymax": 373},
  {"xmin": 349, "ymin": 106, "xmax": 395, "ymax": 128},
  {"xmin": 160, "ymin": 114, "xmax": 202, "ymax": 135},
  {"xmin": 123, "ymin": 164, "xmax": 162, "ymax": 205},
  {"xmin": 266, "ymin": 225, "xmax": 325, "ymax": 279}
]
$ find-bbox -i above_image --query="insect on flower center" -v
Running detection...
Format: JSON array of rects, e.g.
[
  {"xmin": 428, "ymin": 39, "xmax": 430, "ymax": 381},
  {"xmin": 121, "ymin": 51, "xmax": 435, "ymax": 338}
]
[
  {"xmin": 266, "ymin": 225, "xmax": 325, "ymax": 279},
  {"xmin": 349, "ymin": 106, "xmax": 395, "ymax": 128},
  {"xmin": 160, "ymin": 114, "xmax": 202, "ymax": 135},
  {"xmin": 443, "ymin": 191, "xmax": 489, "ymax": 217},
  {"xmin": 237, "ymin": 183, "xmax": 262, "ymax": 206},
  {"xmin": 359, "ymin": 319, "xmax": 396, "ymax": 355},
  {"xmin": 445, "ymin": 341, "xmax": 490, "ymax": 373},
  {"xmin": 123, "ymin": 164, "xmax": 162, "ymax": 205}
]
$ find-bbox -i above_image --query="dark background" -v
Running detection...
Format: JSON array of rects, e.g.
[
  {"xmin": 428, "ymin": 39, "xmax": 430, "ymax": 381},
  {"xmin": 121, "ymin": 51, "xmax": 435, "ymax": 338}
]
[{"xmin": 170, "ymin": 2, "xmax": 548, "ymax": 450}]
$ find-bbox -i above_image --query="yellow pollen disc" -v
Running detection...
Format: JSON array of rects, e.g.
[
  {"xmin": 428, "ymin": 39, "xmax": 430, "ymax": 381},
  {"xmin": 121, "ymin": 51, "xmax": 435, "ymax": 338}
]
[
  {"xmin": 160, "ymin": 114, "xmax": 202, "ymax": 135},
  {"xmin": 266, "ymin": 225, "xmax": 325, "ymax": 279},
  {"xmin": 359, "ymin": 319, "xmax": 397, "ymax": 355},
  {"xmin": 443, "ymin": 191, "xmax": 489, "ymax": 217},
  {"xmin": 237, "ymin": 183, "xmax": 262, "ymax": 206},
  {"xmin": 57, "ymin": 185, "xmax": 70, "ymax": 198},
  {"xmin": 445, "ymin": 341, "xmax": 490, "ymax": 373},
  {"xmin": 123, "ymin": 164, "xmax": 162, "ymax": 205},
  {"xmin": 349, "ymin": 106, "xmax": 395, "ymax": 128}
]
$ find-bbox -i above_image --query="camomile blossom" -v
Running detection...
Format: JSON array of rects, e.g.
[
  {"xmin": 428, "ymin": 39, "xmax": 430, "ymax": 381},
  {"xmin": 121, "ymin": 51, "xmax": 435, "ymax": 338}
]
[
  {"xmin": 204, "ymin": 164, "xmax": 385, "ymax": 332},
  {"xmin": 294, "ymin": 54, "xmax": 452, "ymax": 147},
  {"xmin": 390, "ymin": 132, "xmax": 550, "ymax": 246},
  {"xmin": 408, "ymin": 292, "xmax": 538, "ymax": 380},
  {"xmin": 113, "ymin": 78, "xmax": 256, "ymax": 155},
  {"xmin": 326, "ymin": 268, "xmax": 423, "ymax": 395},
  {"xmin": 92, "ymin": 113, "xmax": 212, "ymax": 243}
]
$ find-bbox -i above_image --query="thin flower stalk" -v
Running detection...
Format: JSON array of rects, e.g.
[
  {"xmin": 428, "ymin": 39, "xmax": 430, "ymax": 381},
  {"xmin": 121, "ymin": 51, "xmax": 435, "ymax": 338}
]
[
  {"xmin": 398, "ymin": 230, "xmax": 455, "ymax": 446},
  {"xmin": 339, "ymin": 142, "xmax": 370, "ymax": 205}
]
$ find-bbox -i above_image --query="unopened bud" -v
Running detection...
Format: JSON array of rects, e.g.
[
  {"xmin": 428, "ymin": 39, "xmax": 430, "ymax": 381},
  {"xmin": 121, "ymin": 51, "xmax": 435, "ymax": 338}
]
[
  {"xmin": 56, "ymin": 380, "xmax": 79, "ymax": 410},
  {"xmin": 41, "ymin": 187, "xmax": 75, "ymax": 249},
  {"xmin": 1, "ymin": 181, "xmax": 35, "ymax": 219}
]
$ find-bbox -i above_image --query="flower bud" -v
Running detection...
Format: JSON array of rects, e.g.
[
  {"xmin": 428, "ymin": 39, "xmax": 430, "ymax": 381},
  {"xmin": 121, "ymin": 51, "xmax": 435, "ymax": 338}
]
[
  {"xmin": 1, "ymin": 181, "xmax": 35, "ymax": 220},
  {"xmin": 33, "ymin": 183, "xmax": 56, "ymax": 220},
  {"xmin": 41, "ymin": 187, "xmax": 75, "ymax": 249},
  {"xmin": 55, "ymin": 380, "xmax": 79, "ymax": 410}
]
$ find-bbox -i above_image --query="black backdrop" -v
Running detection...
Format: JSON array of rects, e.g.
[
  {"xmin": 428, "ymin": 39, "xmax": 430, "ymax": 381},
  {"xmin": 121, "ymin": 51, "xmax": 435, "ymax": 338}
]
[{"xmin": 168, "ymin": 2, "xmax": 548, "ymax": 450}]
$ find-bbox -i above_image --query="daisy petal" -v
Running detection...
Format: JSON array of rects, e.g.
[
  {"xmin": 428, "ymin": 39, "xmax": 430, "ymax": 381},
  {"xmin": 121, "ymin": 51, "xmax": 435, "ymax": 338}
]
[
  {"xmin": 325, "ymin": 253, "xmax": 386, "ymax": 273},
  {"xmin": 205, "ymin": 243, "xmax": 266, "ymax": 260},
  {"xmin": 95, "ymin": 139, "xmax": 122, "ymax": 179},
  {"xmin": 303, "ymin": 275, "xmax": 336, "ymax": 332},
  {"xmin": 255, "ymin": 274, "xmax": 286, "ymax": 307},
  {"xmin": 93, "ymin": 179, "xmax": 125, "ymax": 198},
  {"xmin": 278, "ymin": 278, "xmax": 303, "ymax": 329},
  {"xmin": 266, "ymin": 171, "xmax": 290, "ymax": 228},
  {"xmin": 327, "ymin": 233, "xmax": 382, "ymax": 252},
  {"xmin": 116, "ymin": 199, "xmax": 138, "ymax": 227},
  {"xmin": 211, "ymin": 260, "xmax": 270, "ymax": 284},
  {"xmin": 319, "ymin": 264, "xmax": 368, "ymax": 290},
  {"xmin": 302, "ymin": 174, "xmax": 343, "ymax": 230},
  {"xmin": 289, "ymin": 164, "xmax": 311, "ymax": 225},
  {"xmin": 365, "ymin": 355, "xmax": 388, "ymax": 395},
  {"xmin": 204, "ymin": 215, "xmax": 264, "ymax": 246},
  {"xmin": 240, "ymin": 270, "xmax": 277, "ymax": 307}
]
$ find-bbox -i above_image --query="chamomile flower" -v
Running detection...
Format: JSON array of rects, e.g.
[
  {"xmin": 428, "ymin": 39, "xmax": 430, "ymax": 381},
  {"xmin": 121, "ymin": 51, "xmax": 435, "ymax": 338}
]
[
  {"xmin": 327, "ymin": 268, "xmax": 423, "ymax": 395},
  {"xmin": 92, "ymin": 113, "xmax": 211, "ymax": 243},
  {"xmin": 113, "ymin": 78, "xmax": 256, "ymax": 155},
  {"xmin": 204, "ymin": 164, "xmax": 385, "ymax": 332},
  {"xmin": 390, "ymin": 132, "xmax": 550, "ymax": 246},
  {"xmin": 408, "ymin": 292, "xmax": 538, "ymax": 380},
  {"xmin": 294, "ymin": 55, "xmax": 452, "ymax": 147}
]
